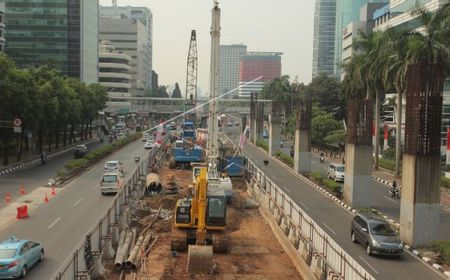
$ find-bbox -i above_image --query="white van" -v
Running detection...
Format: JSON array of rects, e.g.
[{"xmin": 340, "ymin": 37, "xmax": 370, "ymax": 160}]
[
  {"xmin": 100, "ymin": 172, "xmax": 124, "ymax": 195},
  {"xmin": 327, "ymin": 163, "xmax": 345, "ymax": 182}
]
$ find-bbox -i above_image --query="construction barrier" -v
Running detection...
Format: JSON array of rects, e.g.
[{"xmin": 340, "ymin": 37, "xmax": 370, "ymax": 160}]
[
  {"xmin": 244, "ymin": 154, "xmax": 375, "ymax": 280},
  {"xmin": 52, "ymin": 135, "xmax": 169, "ymax": 280},
  {"xmin": 16, "ymin": 205, "xmax": 29, "ymax": 219}
]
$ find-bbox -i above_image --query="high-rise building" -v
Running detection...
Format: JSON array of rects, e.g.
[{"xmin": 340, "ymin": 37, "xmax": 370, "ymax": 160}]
[
  {"xmin": 312, "ymin": 0, "xmax": 337, "ymax": 77},
  {"xmin": 2, "ymin": 0, "xmax": 98, "ymax": 83},
  {"xmin": 100, "ymin": 6, "xmax": 153, "ymax": 91},
  {"xmin": 0, "ymin": 2, "xmax": 5, "ymax": 52},
  {"xmin": 239, "ymin": 52, "xmax": 282, "ymax": 98},
  {"xmin": 99, "ymin": 40, "xmax": 132, "ymax": 108},
  {"xmin": 219, "ymin": 44, "xmax": 247, "ymax": 98}
]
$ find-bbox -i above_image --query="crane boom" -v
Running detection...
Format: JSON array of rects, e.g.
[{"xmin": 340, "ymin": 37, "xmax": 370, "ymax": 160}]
[{"xmin": 207, "ymin": 1, "xmax": 221, "ymax": 164}]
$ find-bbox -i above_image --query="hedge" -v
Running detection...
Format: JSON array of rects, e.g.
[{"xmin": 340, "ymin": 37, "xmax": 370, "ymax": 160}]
[
  {"xmin": 441, "ymin": 177, "xmax": 450, "ymax": 189},
  {"xmin": 275, "ymin": 151, "xmax": 293, "ymax": 167},
  {"xmin": 58, "ymin": 133, "xmax": 140, "ymax": 179},
  {"xmin": 256, "ymin": 139, "xmax": 268, "ymax": 151},
  {"xmin": 430, "ymin": 241, "xmax": 450, "ymax": 264},
  {"xmin": 379, "ymin": 158, "xmax": 396, "ymax": 171}
]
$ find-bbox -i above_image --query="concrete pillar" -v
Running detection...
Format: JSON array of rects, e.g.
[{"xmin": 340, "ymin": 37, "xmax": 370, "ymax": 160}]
[
  {"xmin": 269, "ymin": 122, "xmax": 281, "ymax": 156},
  {"xmin": 294, "ymin": 129, "xmax": 311, "ymax": 174},
  {"xmin": 251, "ymin": 117, "xmax": 257, "ymax": 144},
  {"xmin": 343, "ymin": 143, "xmax": 372, "ymax": 208},
  {"xmin": 400, "ymin": 155, "xmax": 440, "ymax": 246}
]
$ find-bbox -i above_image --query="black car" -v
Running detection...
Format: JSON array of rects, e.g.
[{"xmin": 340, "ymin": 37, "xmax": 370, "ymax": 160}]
[
  {"xmin": 350, "ymin": 212, "xmax": 403, "ymax": 257},
  {"xmin": 74, "ymin": 145, "xmax": 88, "ymax": 159}
]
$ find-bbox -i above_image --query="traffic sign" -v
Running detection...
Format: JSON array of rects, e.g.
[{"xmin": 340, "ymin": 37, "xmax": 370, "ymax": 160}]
[{"xmin": 14, "ymin": 118, "xmax": 22, "ymax": 127}]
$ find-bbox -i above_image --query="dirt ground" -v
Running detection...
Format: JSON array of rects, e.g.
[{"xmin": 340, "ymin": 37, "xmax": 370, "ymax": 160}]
[
  {"xmin": 146, "ymin": 164, "xmax": 301, "ymax": 280},
  {"xmin": 108, "ymin": 162, "xmax": 303, "ymax": 280}
]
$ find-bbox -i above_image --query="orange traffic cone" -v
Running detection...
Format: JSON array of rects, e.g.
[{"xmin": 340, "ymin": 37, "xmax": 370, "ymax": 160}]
[
  {"xmin": 5, "ymin": 192, "xmax": 11, "ymax": 203},
  {"xmin": 44, "ymin": 193, "xmax": 49, "ymax": 203},
  {"xmin": 51, "ymin": 186, "xmax": 56, "ymax": 196},
  {"xmin": 19, "ymin": 185, "xmax": 26, "ymax": 195}
]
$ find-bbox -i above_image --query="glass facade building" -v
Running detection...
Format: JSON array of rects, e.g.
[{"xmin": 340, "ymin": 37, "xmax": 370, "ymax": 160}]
[
  {"xmin": 219, "ymin": 44, "xmax": 247, "ymax": 98},
  {"xmin": 3, "ymin": 0, "xmax": 98, "ymax": 83},
  {"xmin": 312, "ymin": 0, "xmax": 337, "ymax": 77}
]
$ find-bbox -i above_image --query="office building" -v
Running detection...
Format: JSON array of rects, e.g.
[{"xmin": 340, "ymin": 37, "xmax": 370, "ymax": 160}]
[
  {"xmin": 99, "ymin": 40, "xmax": 132, "ymax": 108},
  {"xmin": 151, "ymin": 70, "xmax": 158, "ymax": 90},
  {"xmin": 2, "ymin": 0, "xmax": 98, "ymax": 83},
  {"xmin": 0, "ymin": 2, "xmax": 4, "ymax": 52},
  {"xmin": 312, "ymin": 0, "xmax": 337, "ymax": 77},
  {"xmin": 100, "ymin": 6, "xmax": 152, "ymax": 92},
  {"xmin": 219, "ymin": 44, "xmax": 247, "ymax": 98},
  {"xmin": 239, "ymin": 52, "xmax": 282, "ymax": 98}
]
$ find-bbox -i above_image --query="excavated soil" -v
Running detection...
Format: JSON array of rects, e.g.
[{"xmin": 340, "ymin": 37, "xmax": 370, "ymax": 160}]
[{"xmin": 107, "ymin": 162, "xmax": 302, "ymax": 280}]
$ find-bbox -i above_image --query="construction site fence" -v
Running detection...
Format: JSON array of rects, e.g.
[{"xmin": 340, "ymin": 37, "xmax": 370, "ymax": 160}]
[
  {"xmin": 246, "ymin": 158, "xmax": 375, "ymax": 280},
  {"xmin": 52, "ymin": 138, "xmax": 168, "ymax": 280}
]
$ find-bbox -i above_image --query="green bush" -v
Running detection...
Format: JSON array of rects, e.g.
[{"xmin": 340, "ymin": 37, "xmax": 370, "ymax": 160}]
[
  {"xmin": 441, "ymin": 177, "xmax": 450, "ymax": 189},
  {"xmin": 275, "ymin": 151, "xmax": 293, "ymax": 167},
  {"xmin": 58, "ymin": 133, "xmax": 141, "ymax": 178},
  {"xmin": 323, "ymin": 178, "xmax": 340, "ymax": 192},
  {"xmin": 310, "ymin": 172, "xmax": 324, "ymax": 184},
  {"xmin": 430, "ymin": 241, "xmax": 450, "ymax": 264},
  {"xmin": 445, "ymin": 165, "xmax": 450, "ymax": 172},
  {"xmin": 379, "ymin": 158, "xmax": 396, "ymax": 171},
  {"xmin": 256, "ymin": 139, "xmax": 268, "ymax": 151}
]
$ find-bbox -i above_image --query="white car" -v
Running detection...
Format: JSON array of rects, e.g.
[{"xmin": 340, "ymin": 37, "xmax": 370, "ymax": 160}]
[
  {"xmin": 327, "ymin": 163, "xmax": 345, "ymax": 182},
  {"xmin": 104, "ymin": 160, "xmax": 124, "ymax": 173},
  {"xmin": 100, "ymin": 172, "xmax": 124, "ymax": 195},
  {"xmin": 142, "ymin": 132, "xmax": 151, "ymax": 142},
  {"xmin": 144, "ymin": 140, "xmax": 155, "ymax": 150}
]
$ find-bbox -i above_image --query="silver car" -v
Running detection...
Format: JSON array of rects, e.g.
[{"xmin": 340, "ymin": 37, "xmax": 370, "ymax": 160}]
[
  {"xmin": 104, "ymin": 160, "xmax": 123, "ymax": 173},
  {"xmin": 351, "ymin": 212, "xmax": 403, "ymax": 256}
]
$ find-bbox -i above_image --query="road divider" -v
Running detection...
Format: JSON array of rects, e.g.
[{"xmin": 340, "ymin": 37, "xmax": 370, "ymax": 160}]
[{"xmin": 16, "ymin": 205, "xmax": 28, "ymax": 219}]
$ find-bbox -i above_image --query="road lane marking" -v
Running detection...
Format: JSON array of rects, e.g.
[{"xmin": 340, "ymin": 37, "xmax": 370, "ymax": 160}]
[
  {"xmin": 74, "ymin": 198, "xmax": 84, "ymax": 206},
  {"xmin": 299, "ymin": 201, "xmax": 310, "ymax": 211},
  {"xmin": 384, "ymin": 196, "xmax": 398, "ymax": 203},
  {"xmin": 322, "ymin": 223, "xmax": 337, "ymax": 235},
  {"xmin": 48, "ymin": 217, "xmax": 62, "ymax": 229},
  {"xmin": 358, "ymin": 256, "xmax": 379, "ymax": 274}
]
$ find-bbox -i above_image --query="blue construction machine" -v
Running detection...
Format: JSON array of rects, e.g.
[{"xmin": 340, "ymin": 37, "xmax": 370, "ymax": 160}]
[{"xmin": 170, "ymin": 121, "xmax": 204, "ymax": 168}]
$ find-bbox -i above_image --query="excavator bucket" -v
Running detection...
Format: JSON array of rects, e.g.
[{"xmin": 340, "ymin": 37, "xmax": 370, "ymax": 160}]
[{"xmin": 187, "ymin": 245, "xmax": 214, "ymax": 273}]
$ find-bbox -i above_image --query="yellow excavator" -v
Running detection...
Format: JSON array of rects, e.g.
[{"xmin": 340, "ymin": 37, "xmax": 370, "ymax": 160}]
[{"xmin": 171, "ymin": 167, "xmax": 228, "ymax": 254}]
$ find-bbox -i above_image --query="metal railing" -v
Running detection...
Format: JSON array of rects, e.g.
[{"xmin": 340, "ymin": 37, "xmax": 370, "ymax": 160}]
[
  {"xmin": 52, "ymin": 143, "xmax": 165, "ymax": 280},
  {"xmin": 245, "ymin": 158, "xmax": 374, "ymax": 280}
]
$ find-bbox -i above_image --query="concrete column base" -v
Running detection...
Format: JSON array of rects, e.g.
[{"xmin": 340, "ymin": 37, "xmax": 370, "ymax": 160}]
[
  {"xmin": 294, "ymin": 129, "xmax": 311, "ymax": 174},
  {"xmin": 343, "ymin": 143, "xmax": 372, "ymax": 208},
  {"xmin": 400, "ymin": 154, "xmax": 440, "ymax": 246},
  {"xmin": 269, "ymin": 122, "xmax": 281, "ymax": 156}
]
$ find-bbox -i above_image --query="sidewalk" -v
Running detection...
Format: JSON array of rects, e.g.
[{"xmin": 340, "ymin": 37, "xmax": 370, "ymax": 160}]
[
  {"xmin": 313, "ymin": 150, "xmax": 450, "ymax": 210},
  {"xmin": 0, "ymin": 137, "xmax": 99, "ymax": 176}
]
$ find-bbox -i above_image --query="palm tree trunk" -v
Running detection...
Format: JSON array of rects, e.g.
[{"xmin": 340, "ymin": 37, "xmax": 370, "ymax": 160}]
[
  {"xmin": 374, "ymin": 91, "xmax": 380, "ymax": 169},
  {"xmin": 69, "ymin": 125, "xmax": 74, "ymax": 145},
  {"xmin": 55, "ymin": 126, "xmax": 60, "ymax": 149},
  {"xmin": 48, "ymin": 130, "xmax": 52, "ymax": 152},
  {"xmin": 89, "ymin": 120, "xmax": 93, "ymax": 138},
  {"xmin": 395, "ymin": 90, "xmax": 403, "ymax": 176}
]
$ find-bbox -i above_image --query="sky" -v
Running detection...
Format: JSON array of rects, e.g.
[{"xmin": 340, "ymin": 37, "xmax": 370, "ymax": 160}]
[{"xmin": 99, "ymin": 0, "xmax": 315, "ymax": 97}]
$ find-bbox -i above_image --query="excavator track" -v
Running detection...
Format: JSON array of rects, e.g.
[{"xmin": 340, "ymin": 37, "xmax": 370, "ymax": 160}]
[{"xmin": 212, "ymin": 232, "xmax": 228, "ymax": 253}]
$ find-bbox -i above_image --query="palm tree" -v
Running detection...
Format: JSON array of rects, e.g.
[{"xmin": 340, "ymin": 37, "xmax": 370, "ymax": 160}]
[{"xmin": 352, "ymin": 31, "xmax": 388, "ymax": 169}]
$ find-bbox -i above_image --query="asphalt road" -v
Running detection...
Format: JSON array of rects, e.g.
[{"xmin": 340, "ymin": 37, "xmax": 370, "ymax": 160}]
[
  {"xmin": 264, "ymin": 138, "xmax": 450, "ymax": 240},
  {"xmin": 0, "ymin": 140, "xmax": 103, "ymax": 210},
  {"xmin": 0, "ymin": 140, "xmax": 147, "ymax": 279},
  {"xmin": 225, "ymin": 126, "xmax": 445, "ymax": 280}
]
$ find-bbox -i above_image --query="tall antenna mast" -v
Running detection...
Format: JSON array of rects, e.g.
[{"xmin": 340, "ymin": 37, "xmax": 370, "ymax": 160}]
[{"xmin": 185, "ymin": 30, "xmax": 198, "ymax": 105}]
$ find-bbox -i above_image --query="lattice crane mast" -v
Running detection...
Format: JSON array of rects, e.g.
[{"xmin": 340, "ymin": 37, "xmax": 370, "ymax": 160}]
[{"xmin": 185, "ymin": 30, "xmax": 198, "ymax": 105}]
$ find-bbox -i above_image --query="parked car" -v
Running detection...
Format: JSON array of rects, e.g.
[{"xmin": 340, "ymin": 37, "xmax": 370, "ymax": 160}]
[
  {"xmin": 327, "ymin": 163, "xmax": 345, "ymax": 182},
  {"xmin": 116, "ymin": 133, "xmax": 126, "ymax": 140},
  {"xmin": 144, "ymin": 140, "xmax": 155, "ymax": 150},
  {"xmin": 100, "ymin": 172, "xmax": 124, "ymax": 195},
  {"xmin": 0, "ymin": 236, "xmax": 44, "ymax": 279},
  {"xmin": 350, "ymin": 212, "xmax": 403, "ymax": 256},
  {"xmin": 74, "ymin": 144, "xmax": 88, "ymax": 159},
  {"xmin": 104, "ymin": 160, "xmax": 124, "ymax": 173}
]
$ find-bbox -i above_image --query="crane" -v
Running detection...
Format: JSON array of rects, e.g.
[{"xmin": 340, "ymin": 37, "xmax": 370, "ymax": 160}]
[{"xmin": 185, "ymin": 30, "xmax": 198, "ymax": 106}]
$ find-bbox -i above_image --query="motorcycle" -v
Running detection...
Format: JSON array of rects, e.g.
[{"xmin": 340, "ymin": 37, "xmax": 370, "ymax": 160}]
[
  {"xmin": 280, "ymin": 141, "xmax": 284, "ymax": 148},
  {"xmin": 389, "ymin": 187, "xmax": 400, "ymax": 199},
  {"xmin": 320, "ymin": 156, "xmax": 324, "ymax": 163}
]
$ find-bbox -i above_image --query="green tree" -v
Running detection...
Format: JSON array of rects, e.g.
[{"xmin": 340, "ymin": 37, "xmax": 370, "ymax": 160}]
[
  {"xmin": 306, "ymin": 73, "xmax": 344, "ymax": 120},
  {"xmin": 311, "ymin": 105, "xmax": 343, "ymax": 143}
]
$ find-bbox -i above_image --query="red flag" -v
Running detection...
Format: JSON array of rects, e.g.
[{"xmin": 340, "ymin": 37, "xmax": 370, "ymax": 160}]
[{"xmin": 384, "ymin": 124, "xmax": 389, "ymax": 140}]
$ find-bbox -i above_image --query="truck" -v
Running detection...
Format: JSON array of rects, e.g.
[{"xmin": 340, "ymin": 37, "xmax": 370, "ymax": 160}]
[
  {"xmin": 218, "ymin": 143, "xmax": 245, "ymax": 177},
  {"xmin": 170, "ymin": 121, "xmax": 204, "ymax": 168}
]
